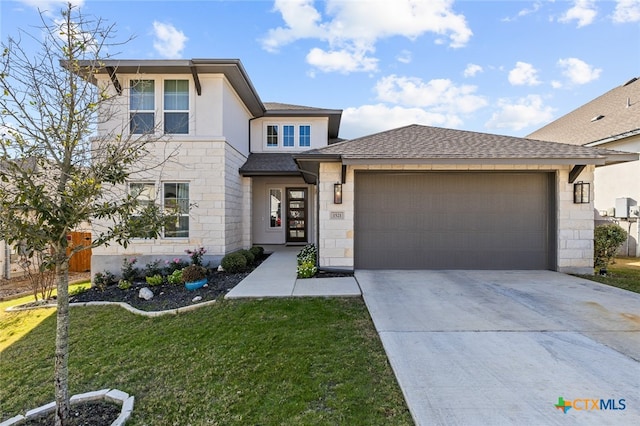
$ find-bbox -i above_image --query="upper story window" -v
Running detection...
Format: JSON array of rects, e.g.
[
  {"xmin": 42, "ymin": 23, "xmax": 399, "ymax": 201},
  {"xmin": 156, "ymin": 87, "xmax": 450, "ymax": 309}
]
[
  {"xmin": 264, "ymin": 124, "xmax": 311, "ymax": 149},
  {"xmin": 283, "ymin": 125, "xmax": 295, "ymax": 147},
  {"xmin": 164, "ymin": 80, "xmax": 189, "ymax": 134},
  {"xmin": 299, "ymin": 125, "xmax": 310, "ymax": 147},
  {"xmin": 267, "ymin": 125, "xmax": 279, "ymax": 147},
  {"xmin": 130, "ymin": 80, "xmax": 155, "ymax": 134}
]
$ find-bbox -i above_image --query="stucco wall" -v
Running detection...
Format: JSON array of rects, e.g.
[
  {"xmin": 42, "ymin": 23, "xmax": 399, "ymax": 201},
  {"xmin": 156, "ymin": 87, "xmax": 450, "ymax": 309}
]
[{"xmin": 318, "ymin": 163, "xmax": 595, "ymax": 274}]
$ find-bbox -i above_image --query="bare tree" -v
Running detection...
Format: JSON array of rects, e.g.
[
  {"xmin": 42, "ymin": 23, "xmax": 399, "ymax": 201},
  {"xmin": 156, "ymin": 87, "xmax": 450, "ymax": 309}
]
[{"xmin": 0, "ymin": 3, "xmax": 173, "ymax": 424}]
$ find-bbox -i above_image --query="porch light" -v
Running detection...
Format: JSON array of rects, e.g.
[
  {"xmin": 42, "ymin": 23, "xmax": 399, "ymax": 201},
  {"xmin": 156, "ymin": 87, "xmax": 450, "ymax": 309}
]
[
  {"xmin": 334, "ymin": 183, "xmax": 342, "ymax": 204},
  {"xmin": 573, "ymin": 181, "xmax": 590, "ymax": 204}
]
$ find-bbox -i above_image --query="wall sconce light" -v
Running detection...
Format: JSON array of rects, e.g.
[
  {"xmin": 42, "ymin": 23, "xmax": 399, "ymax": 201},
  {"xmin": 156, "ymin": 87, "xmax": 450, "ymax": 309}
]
[
  {"xmin": 573, "ymin": 181, "xmax": 590, "ymax": 204},
  {"xmin": 334, "ymin": 183, "xmax": 342, "ymax": 204}
]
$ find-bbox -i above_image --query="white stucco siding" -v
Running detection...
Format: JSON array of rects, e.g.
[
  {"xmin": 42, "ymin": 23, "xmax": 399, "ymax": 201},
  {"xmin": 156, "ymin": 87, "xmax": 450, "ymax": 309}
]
[
  {"xmin": 317, "ymin": 163, "xmax": 594, "ymax": 274},
  {"xmin": 250, "ymin": 117, "xmax": 329, "ymax": 153},
  {"xmin": 222, "ymin": 79, "xmax": 251, "ymax": 157}
]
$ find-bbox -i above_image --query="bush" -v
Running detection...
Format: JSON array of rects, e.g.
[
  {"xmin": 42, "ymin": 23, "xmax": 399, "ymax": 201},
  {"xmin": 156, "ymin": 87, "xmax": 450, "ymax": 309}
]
[
  {"xmin": 118, "ymin": 279, "xmax": 132, "ymax": 290},
  {"xmin": 595, "ymin": 223, "xmax": 628, "ymax": 269},
  {"xmin": 239, "ymin": 249, "xmax": 255, "ymax": 266},
  {"xmin": 121, "ymin": 257, "xmax": 139, "ymax": 282},
  {"xmin": 185, "ymin": 247, "xmax": 207, "ymax": 266},
  {"xmin": 144, "ymin": 259, "xmax": 163, "ymax": 278},
  {"xmin": 181, "ymin": 265, "xmax": 206, "ymax": 283},
  {"xmin": 297, "ymin": 244, "xmax": 317, "ymax": 265},
  {"xmin": 250, "ymin": 246, "xmax": 264, "ymax": 259},
  {"xmin": 94, "ymin": 271, "xmax": 117, "ymax": 291},
  {"xmin": 167, "ymin": 269, "xmax": 183, "ymax": 285},
  {"xmin": 145, "ymin": 274, "xmax": 164, "ymax": 286},
  {"xmin": 297, "ymin": 261, "xmax": 317, "ymax": 278},
  {"xmin": 165, "ymin": 258, "xmax": 189, "ymax": 274},
  {"xmin": 221, "ymin": 252, "xmax": 247, "ymax": 273}
]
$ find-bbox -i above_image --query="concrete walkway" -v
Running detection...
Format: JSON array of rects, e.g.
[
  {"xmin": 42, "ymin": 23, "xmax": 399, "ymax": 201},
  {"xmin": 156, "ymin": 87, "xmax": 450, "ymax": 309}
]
[{"xmin": 225, "ymin": 246, "xmax": 360, "ymax": 298}]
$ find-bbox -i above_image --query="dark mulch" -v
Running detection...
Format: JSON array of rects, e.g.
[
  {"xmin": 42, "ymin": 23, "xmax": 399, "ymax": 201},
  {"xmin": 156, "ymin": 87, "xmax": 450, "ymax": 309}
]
[
  {"xmin": 22, "ymin": 401, "xmax": 121, "ymax": 426},
  {"xmin": 70, "ymin": 257, "xmax": 269, "ymax": 312}
]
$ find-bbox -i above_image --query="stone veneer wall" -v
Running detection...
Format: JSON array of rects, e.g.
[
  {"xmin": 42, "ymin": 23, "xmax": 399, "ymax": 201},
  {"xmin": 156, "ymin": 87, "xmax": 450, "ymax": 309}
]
[
  {"xmin": 91, "ymin": 138, "xmax": 249, "ymax": 276},
  {"xmin": 318, "ymin": 163, "xmax": 595, "ymax": 274}
]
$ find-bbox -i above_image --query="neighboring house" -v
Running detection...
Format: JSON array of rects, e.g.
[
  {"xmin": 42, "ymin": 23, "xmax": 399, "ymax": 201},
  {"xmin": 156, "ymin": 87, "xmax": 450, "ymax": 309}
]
[
  {"xmin": 85, "ymin": 59, "xmax": 636, "ymax": 276},
  {"xmin": 528, "ymin": 77, "xmax": 640, "ymax": 256}
]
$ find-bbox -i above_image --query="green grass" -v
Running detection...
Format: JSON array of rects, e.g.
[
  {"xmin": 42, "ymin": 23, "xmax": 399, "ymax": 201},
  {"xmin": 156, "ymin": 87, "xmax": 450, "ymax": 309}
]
[
  {"xmin": 0, "ymin": 298, "xmax": 412, "ymax": 425},
  {"xmin": 578, "ymin": 257, "xmax": 640, "ymax": 294}
]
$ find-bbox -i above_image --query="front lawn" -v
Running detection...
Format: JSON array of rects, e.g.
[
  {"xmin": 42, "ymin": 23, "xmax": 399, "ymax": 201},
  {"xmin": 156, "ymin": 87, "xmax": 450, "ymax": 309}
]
[
  {"xmin": 578, "ymin": 257, "xmax": 640, "ymax": 294},
  {"xmin": 0, "ymin": 298, "xmax": 412, "ymax": 425}
]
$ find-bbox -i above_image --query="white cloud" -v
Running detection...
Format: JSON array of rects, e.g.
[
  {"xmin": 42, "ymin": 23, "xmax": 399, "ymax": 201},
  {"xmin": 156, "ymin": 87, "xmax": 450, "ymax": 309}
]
[
  {"xmin": 486, "ymin": 95, "xmax": 555, "ymax": 131},
  {"xmin": 559, "ymin": 0, "xmax": 597, "ymax": 27},
  {"xmin": 262, "ymin": 0, "xmax": 472, "ymax": 73},
  {"xmin": 508, "ymin": 62, "xmax": 541, "ymax": 86},
  {"xmin": 341, "ymin": 104, "xmax": 462, "ymax": 139},
  {"xmin": 152, "ymin": 22, "xmax": 188, "ymax": 58},
  {"xmin": 557, "ymin": 57, "xmax": 601, "ymax": 85},
  {"xmin": 551, "ymin": 80, "xmax": 563, "ymax": 89},
  {"xmin": 17, "ymin": 0, "xmax": 84, "ymax": 14},
  {"xmin": 502, "ymin": 1, "xmax": 542, "ymax": 22},
  {"xmin": 397, "ymin": 50, "xmax": 412, "ymax": 64},
  {"xmin": 374, "ymin": 75, "xmax": 487, "ymax": 114},
  {"xmin": 306, "ymin": 47, "xmax": 378, "ymax": 73},
  {"xmin": 613, "ymin": 0, "xmax": 640, "ymax": 23},
  {"xmin": 463, "ymin": 63, "xmax": 483, "ymax": 78}
]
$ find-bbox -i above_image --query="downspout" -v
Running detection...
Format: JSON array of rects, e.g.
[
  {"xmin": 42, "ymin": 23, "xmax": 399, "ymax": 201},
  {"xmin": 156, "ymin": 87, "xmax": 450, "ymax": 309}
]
[{"xmin": 297, "ymin": 168, "xmax": 320, "ymax": 269}]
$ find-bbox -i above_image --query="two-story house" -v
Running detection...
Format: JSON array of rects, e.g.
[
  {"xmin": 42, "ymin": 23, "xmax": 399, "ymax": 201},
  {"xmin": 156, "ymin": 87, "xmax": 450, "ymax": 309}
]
[
  {"xmin": 86, "ymin": 58, "xmax": 636, "ymax": 276},
  {"xmin": 88, "ymin": 59, "xmax": 341, "ymax": 274}
]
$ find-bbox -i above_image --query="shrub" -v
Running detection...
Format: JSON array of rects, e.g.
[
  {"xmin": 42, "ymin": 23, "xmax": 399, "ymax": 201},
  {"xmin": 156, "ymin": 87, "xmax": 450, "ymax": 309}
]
[
  {"xmin": 239, "ymin": 249, "xmax": 255, "ymax": 266},
  {"xmin": 167, "ymin": 269, "xmax": 183, "ymax": 285},
  {"xmin": 297, "ymin": 244, "xmax": 317, "ymax": 265},
  {"xmin": 118, "ymin": 279, "xmax": 132, "ymax": 290},
  {"xmin": 297, "ymin": 261, "xmax": 318, "ymax": 278},
  {"xmin": 221, "ymin": 252, "xmax": 247, "ymax": 273},
  {"xmin": 185, "ymin": 247, "xmax": 207, "ymax": 266},
  {"xmin": 94, "ymin": 271, "xmax": 117, "ymax": 291},
  {"xmin": 165, "ymin": 257, "xmax": 189, "ymax": 274},
  {"xmin": 145, "ymin": 274, "xmax": 164, "ymax": 286},
  {"xmin": 144, "ymin": 259, "xmax": 163, "ymax": 278},
  {"xmin": 121, "ymin": 257, "xmax": 139, "ymax": 282},
  {"xmin": 250, "ymin": 246, "xmax": 264, "ymax": 259},
  {"xmin": 595, "ymin": 223, "xmax": 628, "ymax": 269},
  {"xmin": 181, "ymin": 265, "xmax": 206, "ymax": 283}
]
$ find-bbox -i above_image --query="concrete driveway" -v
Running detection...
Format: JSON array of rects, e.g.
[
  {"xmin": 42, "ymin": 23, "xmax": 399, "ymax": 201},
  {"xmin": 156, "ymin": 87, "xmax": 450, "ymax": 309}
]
[{"xmin": 357, "ymin": 270, "xmax": 640, "ymax": 425}]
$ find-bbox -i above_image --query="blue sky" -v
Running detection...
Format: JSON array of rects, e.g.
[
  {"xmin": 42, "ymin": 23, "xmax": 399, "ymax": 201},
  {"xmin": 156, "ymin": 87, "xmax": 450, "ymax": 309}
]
[{"xmin": 1, "ymin": 0, "xmax": 639, "ymax": 140}]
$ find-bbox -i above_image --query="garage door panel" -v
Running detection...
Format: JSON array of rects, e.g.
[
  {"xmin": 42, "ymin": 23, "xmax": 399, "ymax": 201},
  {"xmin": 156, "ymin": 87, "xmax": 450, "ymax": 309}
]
[{"xmin": 355, "ymin": 172, "xmax": 554, "ymax": 270}]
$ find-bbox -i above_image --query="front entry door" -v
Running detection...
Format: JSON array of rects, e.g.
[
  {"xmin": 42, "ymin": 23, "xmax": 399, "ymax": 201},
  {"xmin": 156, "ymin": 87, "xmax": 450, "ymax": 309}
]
[{"xmin": 286, "ymin": 188, "xmax": 307, "ymax": 243}]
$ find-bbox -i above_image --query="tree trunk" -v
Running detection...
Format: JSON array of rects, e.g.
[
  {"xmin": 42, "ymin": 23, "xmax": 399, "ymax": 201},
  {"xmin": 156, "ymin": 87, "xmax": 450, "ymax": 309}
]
[{"xmin": 54, "ymin": 262, "xmax": 70, "ymax": 426}]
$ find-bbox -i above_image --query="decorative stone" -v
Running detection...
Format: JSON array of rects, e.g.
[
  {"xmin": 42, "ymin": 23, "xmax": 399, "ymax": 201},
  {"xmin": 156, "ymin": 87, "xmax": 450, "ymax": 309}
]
[
  {"xmin": 192, "ymin": 296, "xmax": 202, "ymax": 303},
  {"xmin": 138, "ymin": 287, "xmax": 153, "ymax": 300},
  {"xmin": 217, "ymin": 265, "xmax": 224, "ymax": 272},
  {"xmin": 203, "ymin": 283, "xmax": 208, "ymax": 288}
]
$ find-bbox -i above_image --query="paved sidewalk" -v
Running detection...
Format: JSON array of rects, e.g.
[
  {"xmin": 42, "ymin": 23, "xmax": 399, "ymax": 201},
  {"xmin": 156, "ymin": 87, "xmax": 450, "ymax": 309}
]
[{"xmin": 225, "ymin": 246, "xmax": 360, "ymax": 299}]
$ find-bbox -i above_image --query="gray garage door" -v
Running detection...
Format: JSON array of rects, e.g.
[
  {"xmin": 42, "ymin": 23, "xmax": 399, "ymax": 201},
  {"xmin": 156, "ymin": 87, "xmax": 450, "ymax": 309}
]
[{"xmin": 354, "ymin": 172, "xmax": 555, "ymax": 270}]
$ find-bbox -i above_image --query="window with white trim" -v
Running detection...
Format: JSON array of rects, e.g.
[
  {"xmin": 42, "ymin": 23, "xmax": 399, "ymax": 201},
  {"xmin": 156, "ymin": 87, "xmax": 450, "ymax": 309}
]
[
  {"xmin": 269, "ymin": 188, "xmax": 282, "ymax": 228},
  {"xmin": 163, "ymin": 182, "xmax": 189, "ymax": 238},
  {"xmin": 267, "ymin": 125, "xmax": 279, "ymax": 147},
  {"xmin": 130, "ymin": 80, "xmax": 155, "ymax": 134},
  {"xmin": 299, "ymin": 125, "xmax": 310, "ymax": 147},
  {"xmin": 164, "ymin": 80, "xmax": 189, "ymax": 134},
  {"xmin": 129, "ymin": 182, "xmax": 157, "ymax": 238},
  {"xmin": 283, "ymin": 125, "xmax": 295, "ymax": 147}
]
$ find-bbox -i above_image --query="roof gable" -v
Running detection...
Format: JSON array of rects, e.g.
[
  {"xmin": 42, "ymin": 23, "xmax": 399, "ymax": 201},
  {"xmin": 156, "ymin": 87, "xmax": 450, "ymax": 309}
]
[{"xmin": 527, "ymin": 77, "xmax": 640, "ymax": 146}]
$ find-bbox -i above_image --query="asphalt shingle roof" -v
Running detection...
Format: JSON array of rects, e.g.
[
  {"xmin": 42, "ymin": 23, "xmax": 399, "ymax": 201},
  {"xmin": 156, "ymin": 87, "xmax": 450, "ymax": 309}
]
[
  {"xmin": 239, "ymin": 153, "xmax": 300, "ymax": 175},
  {"xmin": 527, "ymin": 77, "xmax": 640, "ymax": 145},
  {"xmin": 302, "ymin": 124, "xmax": 622, "ymax": 162}
]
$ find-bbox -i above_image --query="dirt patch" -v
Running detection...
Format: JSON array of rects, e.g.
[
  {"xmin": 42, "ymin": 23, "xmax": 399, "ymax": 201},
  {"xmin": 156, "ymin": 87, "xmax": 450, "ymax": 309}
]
[
  {"xmin": 21, "ymin": 400, "xmax": 121, "ymax": 426},
  {"xmin": 0, "ymin": 272, "xmax": 91, "ymax": 301}
]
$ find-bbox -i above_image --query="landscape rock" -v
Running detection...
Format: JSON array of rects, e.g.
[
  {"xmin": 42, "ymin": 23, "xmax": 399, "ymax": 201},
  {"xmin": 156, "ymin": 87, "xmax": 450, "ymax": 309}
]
[
  {"xmin": 217, "ymin": 265, "xmax": 224, "ymax": 272},
  {"xmin": 192, "ymin": 296, "xmax": 202, "ymax": 302},
  {"xmin": 138, "ymin": 287, "xmax": 154, "ymax": 300}
]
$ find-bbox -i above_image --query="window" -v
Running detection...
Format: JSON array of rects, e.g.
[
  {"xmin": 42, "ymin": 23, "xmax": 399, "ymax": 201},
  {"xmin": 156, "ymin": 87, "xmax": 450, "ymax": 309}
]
[
  {"xmin": 269, "ymin": 189, "xmax": 282, "ymax": 228},
  {"xmin": 299, "ymin": 125, "xmax": 310, "ymax": 147},
  {"xmin": 129, "ymin": 182, "xmax": 157, "ymax": 238},
  {"xmin": 163, "ymin": 183, "xmax": 189, "ymax": 238},
  {"xmin": 130, "ymin": 80, "xmax": 155, "ymax": 134},
  {"xmin": 283, "ymin": 125, "xmax": 295, "ymax": 147},
  {"xmin": 267, "ymin": 125, "xmax": 278, "ymax": 147},
  {"xmin": 164, "ymin": 80, "xmax": 189, "ymax": 134}
]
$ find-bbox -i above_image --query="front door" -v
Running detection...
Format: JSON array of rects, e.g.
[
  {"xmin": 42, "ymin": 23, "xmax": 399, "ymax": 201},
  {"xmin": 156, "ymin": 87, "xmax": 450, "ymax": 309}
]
[{"xmin": 286, "ymin": 188, "xmax": 307, "ymax": 243}]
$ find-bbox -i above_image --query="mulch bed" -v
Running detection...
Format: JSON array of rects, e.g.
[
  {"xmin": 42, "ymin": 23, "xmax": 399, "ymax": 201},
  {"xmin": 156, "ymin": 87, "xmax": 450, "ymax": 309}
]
[{"xmin": 21, "ymin": 401, "xmax": 121, "ymax": 426}]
